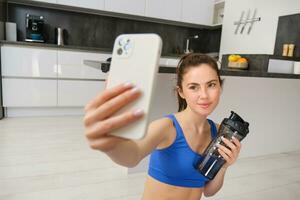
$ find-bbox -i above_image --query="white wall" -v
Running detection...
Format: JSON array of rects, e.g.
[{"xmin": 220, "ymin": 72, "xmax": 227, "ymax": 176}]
[
  {"xmin": 210, "ymin": 76, "xmax": 300, "ymax": 158},
  {"xmin": 130, "ymin": 75, "xmax": 300, "ymax": 173},
  {"xmin": 219, "ymin": 0, "xmax": 300, "ymax": 56}
]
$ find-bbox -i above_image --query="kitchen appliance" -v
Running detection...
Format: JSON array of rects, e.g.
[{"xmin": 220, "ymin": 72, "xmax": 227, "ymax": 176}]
[
  {"xmin": 5, "ymin": 22, "xmax": 17, "ymax": 41},
  {"xmin": 55, "ymin": 27, "xmax": 64, "ymax": 45},
  {"xmin": 25, "ymin": 14, "xmax": 44, "ymax": 42},
  {"xmin": 196, "ymin": 111, "xmax": 249, "ymax": 180}
]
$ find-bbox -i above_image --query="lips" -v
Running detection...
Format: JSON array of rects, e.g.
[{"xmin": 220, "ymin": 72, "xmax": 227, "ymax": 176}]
[{"xmin": 198, "ymin": 103, "xmax": 211, "ymax": 109}]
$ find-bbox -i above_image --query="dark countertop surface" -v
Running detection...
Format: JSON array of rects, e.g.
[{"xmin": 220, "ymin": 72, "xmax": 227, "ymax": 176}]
[
  {"xmin": 0, "ymin": 40, "xmax": 182, "ymax": 58},
  {"xmin": 159, "ymin": 67, "xmax": 300, "ymax": 79},
  {"xmin": 0, "ymin": 40, "xmax": 113, "ymax": 54},
  {"xmin": 1, "ymin": 41, "xmax": 300, "ymax": 79}
]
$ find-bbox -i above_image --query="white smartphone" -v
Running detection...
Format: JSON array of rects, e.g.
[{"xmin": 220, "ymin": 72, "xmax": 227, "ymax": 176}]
[{"xmin": 106, "ymin": 33, "xmax": 162, "ymax": 140}]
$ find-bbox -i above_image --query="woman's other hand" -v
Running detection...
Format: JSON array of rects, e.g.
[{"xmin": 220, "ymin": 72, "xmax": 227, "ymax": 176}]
[
  {"xmin": 83, "ymin": 82, "xmax": 144, "ymax": 152},
  {"xmin": 217, "ymin": 136, "xmax": 242, "ymax": 169}
]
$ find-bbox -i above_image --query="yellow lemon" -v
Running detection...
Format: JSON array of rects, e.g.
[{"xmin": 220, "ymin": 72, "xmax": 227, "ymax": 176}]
[{"xmin": 228, "ymin": 54, "xmax": 241, "ymax": 62}]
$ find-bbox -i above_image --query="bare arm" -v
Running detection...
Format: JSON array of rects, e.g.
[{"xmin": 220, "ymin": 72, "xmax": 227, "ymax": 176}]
[
  {"xmin": 106, "ymin": 118, "xmax": 172, "ymax": 167},
  {"xmin": 84, "ymin": 82, "xmax": 170, "ymax": 167}
]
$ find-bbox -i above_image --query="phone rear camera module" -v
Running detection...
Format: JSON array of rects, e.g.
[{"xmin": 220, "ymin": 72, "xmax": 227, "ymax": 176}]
[{"xmin": 117, "ymin": 48, "xmax": 123, "ymax": 55}]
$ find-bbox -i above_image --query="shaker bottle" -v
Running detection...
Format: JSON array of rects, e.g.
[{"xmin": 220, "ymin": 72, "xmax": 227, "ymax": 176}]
[{"xmin": 196, "ymin": 111, "xmax": 249, "ymax": 180}]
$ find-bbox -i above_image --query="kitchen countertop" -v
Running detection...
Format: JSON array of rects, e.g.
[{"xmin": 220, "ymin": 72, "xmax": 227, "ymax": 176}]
[
  {"xmin": 1, "ymin": 41, "xmax": 300, "ymax": 79},
  {"xmin": 159, "ymin": 67, "xmax": 300, "ymax": 79},
  {"xmin": 0, "ymin": 40, "xmax": 113, "ymax": 54},
  {"xmin": 0, "ymin": 40, "xmax": 183, "ymax": 58}
]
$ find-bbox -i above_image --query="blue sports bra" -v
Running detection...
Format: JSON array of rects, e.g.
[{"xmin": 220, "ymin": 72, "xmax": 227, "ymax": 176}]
[{"xmin": 148, "ymin": 114, "xmax": 218, "ymax": 188}]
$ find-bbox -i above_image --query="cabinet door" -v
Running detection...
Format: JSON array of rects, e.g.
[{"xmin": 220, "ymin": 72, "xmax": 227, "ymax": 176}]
[
  {"xmin": 1, "ymin": 46, "xmax": 57, "ymax": 78},
  {"xmin": 58, "ymin": 80, "xmax": 105, "ymax": 106},
  {"xmin": 57, "ymin": 50, "xmax": 110, "ymax": 80},
  {"xmin": 145, "ymin": 0, "xmax": 182, "ymax": 21},
  {"xmin": 57, "ymin": 0, "xmax": 105, "ymax": 10},
  {"xmin": 182, "ymin": 0, "xmax": 214, "ymax": 25},
  {"xmin": 105, "ymin": 0, "xmax": 146, "ymax": 16},
  {"xmin": 2, "ymin": 78, "xmax": 57, "ymax": 107}
]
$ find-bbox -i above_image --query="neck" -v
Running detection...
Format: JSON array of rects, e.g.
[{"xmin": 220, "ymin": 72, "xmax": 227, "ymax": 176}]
[{"xmin": 179, "ymin": 106, "xmax": 208, "ymax": 133}]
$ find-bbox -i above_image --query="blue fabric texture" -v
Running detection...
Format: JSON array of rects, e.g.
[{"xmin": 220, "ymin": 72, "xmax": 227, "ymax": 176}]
[{"xmin": 148, "ymin": 114, "xmax": 218, "ymax": 188}]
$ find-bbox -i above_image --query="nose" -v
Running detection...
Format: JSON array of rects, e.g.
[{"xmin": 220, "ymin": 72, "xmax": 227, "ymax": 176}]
[{"xmin": 199, "ymin": 87, "xmax": 208, "ymax": 99}]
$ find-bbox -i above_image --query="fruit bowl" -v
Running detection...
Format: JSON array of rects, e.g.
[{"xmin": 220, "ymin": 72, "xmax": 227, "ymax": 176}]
[{"xmin": 228, "ymin": 61, "xmax": 248, "ymax": 69}]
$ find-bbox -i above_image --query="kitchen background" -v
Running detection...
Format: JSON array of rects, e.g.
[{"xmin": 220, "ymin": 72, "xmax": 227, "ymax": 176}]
[
  {"xmin": 7, "ymin": 3, "xmax": 221, "ymax": 55},
  {"xmin": 0, "ymin": 0, "xmax": 300, "ymax": 199}
]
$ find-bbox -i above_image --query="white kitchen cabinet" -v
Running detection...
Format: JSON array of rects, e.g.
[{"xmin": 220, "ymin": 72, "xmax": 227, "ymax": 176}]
[
  {"xmin": 145, "ymin": 0, "xmax": 182, "ymax": 21},
  {"xmin": 57, "ymin": 0, "xmax": 105, "ymax": 10},
  {"xmin": 2, "ymin": 78, "xmax": 57, "ymax": 107},
  {"xmin": 181, "ymin": 0, "xmax": 214, "ymax": 25},
  {"xmin": 1, "ymin": 46, "xmax": 57, "ymax": 78},
  {"xmin": 212, "ymin": 0, "xmax": 225, "ymax": 25},
  {"xmin": 57, "ymin": 50, "xmax": 110, "ymax": 80},
  {"xmin": 105, "ymin": 0, "xmax": 145, "ymax": 16},
  {"xmin": 57, "ymin": 80, "xmax": 105, "ymax": 106}
]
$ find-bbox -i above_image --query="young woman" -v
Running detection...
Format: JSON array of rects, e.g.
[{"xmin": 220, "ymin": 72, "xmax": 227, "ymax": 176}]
[{"xmin": 84, "ymin": 53, "xmax": 241, "ymax": 200}]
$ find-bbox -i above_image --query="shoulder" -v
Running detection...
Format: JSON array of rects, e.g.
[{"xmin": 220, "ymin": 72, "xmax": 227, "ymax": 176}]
[
  {"xmin": 146, "ymin": 116, "xmax": 177, "ymax": 149},
  {"xmin": 148, "ymin": 117, "xmax": 174, "ymax": 138}
]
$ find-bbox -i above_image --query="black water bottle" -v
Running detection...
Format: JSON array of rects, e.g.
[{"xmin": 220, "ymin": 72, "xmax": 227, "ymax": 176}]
[{"xmin": 196, "ymin": 111, "xmax": 249, "ymax": 180}]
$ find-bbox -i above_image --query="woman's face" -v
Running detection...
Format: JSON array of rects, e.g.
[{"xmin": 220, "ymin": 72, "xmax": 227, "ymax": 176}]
[{"xmin": 178, "ymin": 64, "xmax": 222, "ymax": 116}]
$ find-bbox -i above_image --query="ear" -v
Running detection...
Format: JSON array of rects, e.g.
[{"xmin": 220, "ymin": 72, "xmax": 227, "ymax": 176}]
[{"xmin": 176, "ymin": 86, "xmax": 185, "ymax": 99}]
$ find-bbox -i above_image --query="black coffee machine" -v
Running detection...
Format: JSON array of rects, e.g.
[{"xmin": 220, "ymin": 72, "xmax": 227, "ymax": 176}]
[{"xmin": 25, "ymin": 14, "xmax": 44, "ymax": 42}]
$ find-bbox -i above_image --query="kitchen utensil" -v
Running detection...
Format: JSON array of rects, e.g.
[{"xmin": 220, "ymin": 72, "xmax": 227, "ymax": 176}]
[
  {"xmin": 240, "ymin": 9, "xmax": 250, "ymax": 34},
  {"xmin": 247, "ymin": 8, "xmax": 257, "ymax": 34},
  {"xmin": 234, "ymin": 11, "xmax": 245, "ymax": 34}
]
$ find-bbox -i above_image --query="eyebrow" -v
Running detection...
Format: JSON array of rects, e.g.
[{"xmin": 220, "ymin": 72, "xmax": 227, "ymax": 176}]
[{"xmin": 187, "ymin": 79, "xmax": 218, "ymax": 86}]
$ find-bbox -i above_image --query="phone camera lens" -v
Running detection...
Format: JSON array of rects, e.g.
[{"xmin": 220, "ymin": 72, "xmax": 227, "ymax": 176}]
[
  {"xmin": 124, "ymin": 42, "xmax": 131, "ymax": 51},
  {"xmin": 117, "ymin": 48, "xmax": 123, "ymax": 55}
]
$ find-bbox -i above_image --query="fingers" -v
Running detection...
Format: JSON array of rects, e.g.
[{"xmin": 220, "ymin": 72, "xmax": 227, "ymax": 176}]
[
  {"xmin": 85, "ymin": 82, "xmax": 134, "ymax": 112},
  {"xmin": 85, "ymin": 109, "xmax": 144, "ymax": 140},
  {"xmin": 89, "ymin": 136, "xmax": 127, "ymax": 152},
  {"xmin": 217, "ymin": 136, "xmax": 242, "ymax": 166},
  {"xmin": 232, "ymin": 137, "xmax": 242, "ymax": 149},
  {"xmin": 217, "ymin": 142, "xmax": 233, "ymax": 158},
  {"xmin": 218, "ymin": 147, "xmax": 230, "ymax": 161},
  {"xmin": 84, "ymin": 86, "xmax": 142, "ymax": 126}
]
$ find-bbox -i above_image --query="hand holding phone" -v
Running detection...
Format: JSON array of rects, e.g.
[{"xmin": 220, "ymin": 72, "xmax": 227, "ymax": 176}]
[{"xmin": 84, "ymin": 82, "xmax": 144, "ymax": 152}]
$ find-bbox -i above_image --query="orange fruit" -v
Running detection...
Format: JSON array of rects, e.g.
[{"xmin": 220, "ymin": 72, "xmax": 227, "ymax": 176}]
[{"xmin": 237, "ymin": 57, "xmax": 247, "ymax": 63}]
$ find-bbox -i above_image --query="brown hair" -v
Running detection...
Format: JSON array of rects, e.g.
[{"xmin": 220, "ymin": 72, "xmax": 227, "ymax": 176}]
[{"xmin": 176, "ymin": 53, "xmax": 223, "ymax": 112}]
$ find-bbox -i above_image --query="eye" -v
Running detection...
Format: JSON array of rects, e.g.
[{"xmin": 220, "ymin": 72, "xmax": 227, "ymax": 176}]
[
  {"xmin": 189, "ymin": 85, "xmax": 198, "ymax": 90},
  {"xmin": 208, "ymin": 82, "xmax": 216, "ymax": 88}
]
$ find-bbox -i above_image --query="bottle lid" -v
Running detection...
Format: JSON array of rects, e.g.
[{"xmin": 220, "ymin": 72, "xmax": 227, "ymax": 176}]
[{"xmin": 222, "ymin": 111, "xmax": 249, "ymax": 137}]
